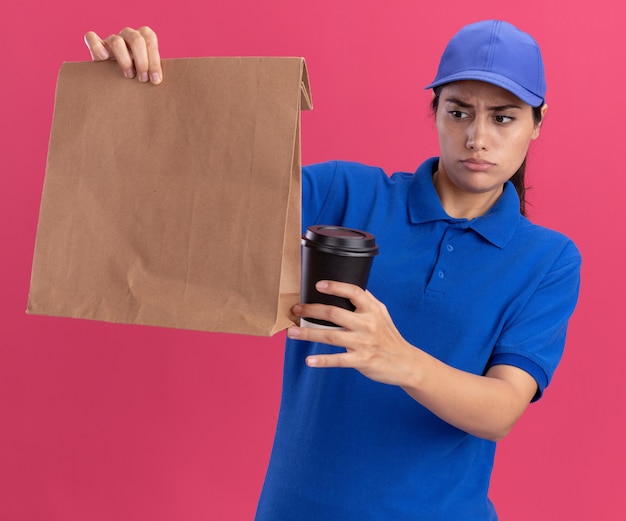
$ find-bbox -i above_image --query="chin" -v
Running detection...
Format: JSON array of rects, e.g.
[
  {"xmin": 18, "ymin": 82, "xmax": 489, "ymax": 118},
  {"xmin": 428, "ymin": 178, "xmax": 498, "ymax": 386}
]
[{"xmin": 451, "ymin": 175, "xmax": 502, "ymax": 195}]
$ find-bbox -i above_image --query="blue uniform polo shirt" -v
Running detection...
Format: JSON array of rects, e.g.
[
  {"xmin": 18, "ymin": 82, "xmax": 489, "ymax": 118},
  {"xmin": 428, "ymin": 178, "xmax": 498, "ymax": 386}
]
[{"xmin": 255, "ymin": 158, "xmax": 581, "ymax": 521}]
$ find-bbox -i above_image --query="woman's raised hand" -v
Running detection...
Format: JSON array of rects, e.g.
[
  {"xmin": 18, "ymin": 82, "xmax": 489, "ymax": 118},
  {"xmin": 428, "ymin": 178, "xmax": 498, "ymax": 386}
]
[{"xmin": 83, "ymin": 26, "xmax": 163, "ymax": 85}]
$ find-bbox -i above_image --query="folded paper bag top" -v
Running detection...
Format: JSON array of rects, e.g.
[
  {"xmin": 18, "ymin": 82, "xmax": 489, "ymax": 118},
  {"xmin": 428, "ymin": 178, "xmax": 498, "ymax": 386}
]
[{"xmin": 27, "ymin": 57, "xmax": 312, "ymax": 336}]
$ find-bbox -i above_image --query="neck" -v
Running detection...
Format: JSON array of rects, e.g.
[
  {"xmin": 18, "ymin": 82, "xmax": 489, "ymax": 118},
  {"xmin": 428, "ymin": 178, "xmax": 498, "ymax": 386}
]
[{"xmin": 432, "ymin": 169, "xmax": 503, "ymax": 220}]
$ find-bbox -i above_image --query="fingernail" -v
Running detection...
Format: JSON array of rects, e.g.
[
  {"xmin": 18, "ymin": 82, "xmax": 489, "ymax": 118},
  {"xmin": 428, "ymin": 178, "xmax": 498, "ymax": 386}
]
[
  {"xmin": 287, "ymin": 327, "xmax": 301, "ymax": 338},
  {"xmin": 97, "ymin": 49, "xmax": 110, "ymax": 60},
  {"xmin": 306, "ymin": 357, "xmax": 319, "ymax": 366},
  {"xmin": 316, "ymin": 281, "xmax": 329, "ymax": 290},
  {"xmin": 124, "ymin": 68, "xmax": 136, "ymax": 79},
  {"xmin": 139, "ymin": 72, "xmax": 149, "ymax": 83},
  {"xmin": 292, "ymin": 304, "xmax": 303, "ymax": 315},
  {"xmin": 151, "ymin": 72, "xmax": 162, "ymax": 85}
]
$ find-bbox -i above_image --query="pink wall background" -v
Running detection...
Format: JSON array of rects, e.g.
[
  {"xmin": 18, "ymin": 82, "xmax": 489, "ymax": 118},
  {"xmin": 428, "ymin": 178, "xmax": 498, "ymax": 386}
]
[{"xmin": 1, "ymin": 1, "xmax": 623, "ymax": 519}]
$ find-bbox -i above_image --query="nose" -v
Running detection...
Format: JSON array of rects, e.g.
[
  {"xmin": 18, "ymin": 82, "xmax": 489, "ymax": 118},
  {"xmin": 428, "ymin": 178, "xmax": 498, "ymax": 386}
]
[{"xmin": 466, "ymin": 118, "xmax": 488, "ymax": 151}]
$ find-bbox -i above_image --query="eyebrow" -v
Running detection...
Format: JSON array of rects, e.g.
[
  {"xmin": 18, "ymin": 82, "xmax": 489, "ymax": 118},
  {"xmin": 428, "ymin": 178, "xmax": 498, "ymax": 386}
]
[{"xmin": 444, "ymin": 97, "xmax": 523, "ymax": 111}]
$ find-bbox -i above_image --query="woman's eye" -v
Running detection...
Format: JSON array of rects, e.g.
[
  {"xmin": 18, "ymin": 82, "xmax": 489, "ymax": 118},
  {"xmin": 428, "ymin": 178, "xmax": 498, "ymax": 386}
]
[
  {"xmin": 449, "ymin": 110, "xmax": 467, "ymax": 119},
  {"xmin": 494, "ymin": 115, "xmax": 514, "ymax": 124}
]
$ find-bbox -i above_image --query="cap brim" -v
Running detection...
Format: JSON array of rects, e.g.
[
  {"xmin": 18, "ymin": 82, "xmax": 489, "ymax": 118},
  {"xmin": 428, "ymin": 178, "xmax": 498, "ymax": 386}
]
[{"xmin": 424, "ymin": 71, "xmax": 544, "ymax": 107}]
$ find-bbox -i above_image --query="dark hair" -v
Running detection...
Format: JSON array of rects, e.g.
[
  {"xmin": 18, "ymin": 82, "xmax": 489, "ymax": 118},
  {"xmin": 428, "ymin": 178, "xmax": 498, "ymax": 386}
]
[{"xmin": 431, "ymin": 92, "xmax": 544, "ymax": 217}]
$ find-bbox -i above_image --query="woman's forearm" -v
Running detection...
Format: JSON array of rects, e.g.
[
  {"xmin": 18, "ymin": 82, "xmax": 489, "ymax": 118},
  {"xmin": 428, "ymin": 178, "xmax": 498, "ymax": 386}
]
[{"xmin": 399, "ymin": 347, "xmax": 537, "ymax": 441}]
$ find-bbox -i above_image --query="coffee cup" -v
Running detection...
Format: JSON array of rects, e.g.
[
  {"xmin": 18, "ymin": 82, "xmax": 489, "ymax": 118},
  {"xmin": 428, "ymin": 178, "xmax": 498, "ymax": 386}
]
[{"xmin": 300, "ymin": 225, "xmax": 379, "ymax": 328}]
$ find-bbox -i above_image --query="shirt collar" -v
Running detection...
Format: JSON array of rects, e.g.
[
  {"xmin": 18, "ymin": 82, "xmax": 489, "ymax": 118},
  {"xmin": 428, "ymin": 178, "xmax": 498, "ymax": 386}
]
[{"xmin": 408, "ymin": 157, "xmax": 521, "ymax": 249}]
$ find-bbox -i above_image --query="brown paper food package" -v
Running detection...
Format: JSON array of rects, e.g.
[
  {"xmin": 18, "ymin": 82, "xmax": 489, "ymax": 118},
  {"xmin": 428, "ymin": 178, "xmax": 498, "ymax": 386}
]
[{"xmin": 27, "ymin": 57, "xmax": 313, "ymax": 336}]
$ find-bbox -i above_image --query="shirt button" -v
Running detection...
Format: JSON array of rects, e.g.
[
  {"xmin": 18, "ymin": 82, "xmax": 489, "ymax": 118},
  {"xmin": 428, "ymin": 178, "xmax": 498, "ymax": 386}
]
[
  {"xmin": 438, "ymin": 271, "xmax": 445, "ymax": 278},
  {"xmin": 446, "ymin": 244, "xmax": 454, "ymax": 252}
]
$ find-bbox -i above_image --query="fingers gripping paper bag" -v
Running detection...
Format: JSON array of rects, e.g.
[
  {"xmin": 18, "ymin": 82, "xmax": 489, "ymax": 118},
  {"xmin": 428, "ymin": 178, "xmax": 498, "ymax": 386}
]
[{"xmin": 28, "ymin": 57, "xmax": 313, "ymax": 336}]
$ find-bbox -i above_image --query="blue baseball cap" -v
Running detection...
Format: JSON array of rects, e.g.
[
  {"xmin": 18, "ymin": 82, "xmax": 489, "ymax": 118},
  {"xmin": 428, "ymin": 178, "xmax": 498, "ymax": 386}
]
[{"xmin": 425, "ymin": 20, "xmax": 546, "ymax": 107}]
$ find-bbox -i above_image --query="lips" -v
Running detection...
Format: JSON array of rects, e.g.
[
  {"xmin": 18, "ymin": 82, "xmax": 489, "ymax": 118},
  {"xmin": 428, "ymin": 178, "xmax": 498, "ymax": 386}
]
[{"xmin": 461, "ymin": 158, "xmax": 495, "ymax": 172}]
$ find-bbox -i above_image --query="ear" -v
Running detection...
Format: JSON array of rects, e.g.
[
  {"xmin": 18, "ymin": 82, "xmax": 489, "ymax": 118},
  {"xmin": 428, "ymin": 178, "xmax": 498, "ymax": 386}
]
[{"xmin": 531, "ymin": 104, "xmax": 548, "ymax": 140}]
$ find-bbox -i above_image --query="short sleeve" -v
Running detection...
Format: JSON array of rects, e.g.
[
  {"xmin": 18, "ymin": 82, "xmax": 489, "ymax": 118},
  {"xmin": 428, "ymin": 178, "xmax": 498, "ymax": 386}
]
[
  {"xmin": 302, "ymin": 161, "xmax": 390, "ymax": 232},
  {"xmin": 302, "ymin": 162, "xmax": 342, "ymax": 232},
  {"xmin": 488, "ymin": 239, "xmax": 581, "ymax": 400}
]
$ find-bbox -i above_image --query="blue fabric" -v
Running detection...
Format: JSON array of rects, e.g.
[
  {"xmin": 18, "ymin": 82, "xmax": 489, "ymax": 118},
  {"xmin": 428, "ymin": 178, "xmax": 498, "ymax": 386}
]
[
  {"xmin": 424, "ymin": 20, "xmax": 546, "ymax": 107},
  {"xmin": 255, "ymin": 158, "xmax": 581, "ymax": 520}
]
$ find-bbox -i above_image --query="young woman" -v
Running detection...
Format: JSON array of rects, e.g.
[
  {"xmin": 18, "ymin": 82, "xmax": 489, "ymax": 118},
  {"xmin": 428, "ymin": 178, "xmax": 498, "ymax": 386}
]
[{"xmin": 85, "ymin": 20, "xmax": 581, "ymax": 520}]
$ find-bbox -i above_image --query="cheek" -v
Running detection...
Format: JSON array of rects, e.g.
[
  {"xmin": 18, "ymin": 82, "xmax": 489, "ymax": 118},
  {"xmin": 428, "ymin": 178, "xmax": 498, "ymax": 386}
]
[
  {"xmin": 497, "ymin": 128, "xmax": 534, "ymax": 161},
  {"xmin": 434, "ymin": 114, "xmax": 444, "ymax": 137},
  {"xmin": 512, "ymin": 134, "xmax": 533, "ymax": 159},
  {"xmin": 435, "ymin": 120, "xmax": 459, "ymax": 150},
  {"xmin": 498, "ymin": 138, "xmax": 532, "ymax": 175}
]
